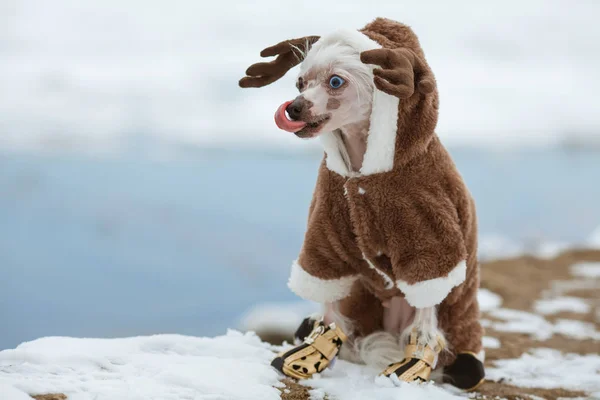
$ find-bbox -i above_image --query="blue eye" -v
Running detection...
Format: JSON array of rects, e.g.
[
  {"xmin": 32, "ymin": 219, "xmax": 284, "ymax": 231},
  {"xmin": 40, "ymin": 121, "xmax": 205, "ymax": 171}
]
[{"xmin": 329, "ymin": 75, "xmax": 345, "ymax": 89}]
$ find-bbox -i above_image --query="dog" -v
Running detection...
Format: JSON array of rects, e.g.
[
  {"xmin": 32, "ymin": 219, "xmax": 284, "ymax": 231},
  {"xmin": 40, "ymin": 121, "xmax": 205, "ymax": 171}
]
[{"xmin": 240, "ymin": 18, "xmax": 485, "ymax": 391}]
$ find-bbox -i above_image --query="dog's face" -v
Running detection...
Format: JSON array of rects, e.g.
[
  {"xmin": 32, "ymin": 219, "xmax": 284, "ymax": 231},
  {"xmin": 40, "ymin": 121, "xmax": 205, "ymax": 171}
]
[{"xmin": 274, "ymin": 45, "xmax": 374, "ymax": 138}]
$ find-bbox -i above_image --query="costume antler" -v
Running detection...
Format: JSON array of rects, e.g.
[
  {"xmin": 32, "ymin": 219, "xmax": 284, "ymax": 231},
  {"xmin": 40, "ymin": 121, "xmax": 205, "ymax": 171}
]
[
  {"xmin": 239, "ymin": 36, "xmax": 320, "ymax": 88},
  {"xmin": 360, "ymin": 48, "xmax": 435, "ymax": 98}
]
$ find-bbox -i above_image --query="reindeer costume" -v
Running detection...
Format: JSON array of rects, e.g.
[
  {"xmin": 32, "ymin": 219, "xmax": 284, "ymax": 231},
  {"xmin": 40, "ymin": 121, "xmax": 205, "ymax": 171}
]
[{"xmin": 240, "ymin": 18, "xmax": 485, "ymax": 390}]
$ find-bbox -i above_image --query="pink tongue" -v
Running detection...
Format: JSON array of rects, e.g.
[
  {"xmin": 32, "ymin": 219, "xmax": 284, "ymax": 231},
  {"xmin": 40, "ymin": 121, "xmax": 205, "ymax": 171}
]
[{"xmin": 274, "ymin": 101, "xmax": 307, "ymax": 133}]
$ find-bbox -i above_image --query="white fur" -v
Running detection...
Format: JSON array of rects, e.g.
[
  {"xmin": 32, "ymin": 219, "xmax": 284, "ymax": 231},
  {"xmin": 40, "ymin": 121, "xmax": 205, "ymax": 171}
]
[
  {"xmin": 353, "ymin": 332, "xmax": 404, "ymax": 369},
  {"xmin": 326, "ymin": 301, "xmax": 448, "ymax": 371},
  {"xmin": 396, "ymin": 261, "xmax": 467, "ymax": 308},
  {"xmin": 401, "ymin": 306, "xmax": 446, "ymax": 368},
  {"xmin": 325, "ymin": 302, "xmax": 404, "ymax": 369},
  {"xmin": 303, "ymin": 29, "xmax": 398, "ymax": 177},
  {"xmin": 287, "ymin": 260, "xmax": 357, "ymax": 303},
  {"xmin": 360, "ymin": 89, "xmax": 399, "ymax": 175}
]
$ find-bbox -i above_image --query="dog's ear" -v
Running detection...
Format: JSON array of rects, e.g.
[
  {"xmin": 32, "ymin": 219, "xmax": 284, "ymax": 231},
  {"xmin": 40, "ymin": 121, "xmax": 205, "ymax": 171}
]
[
  {"xmin": 360, "ymin": 48, "xmax": 435, "ymax": 98},
  {"xmin": 239, "ymin": 36, "xmax": 320, "ymax": 88}
]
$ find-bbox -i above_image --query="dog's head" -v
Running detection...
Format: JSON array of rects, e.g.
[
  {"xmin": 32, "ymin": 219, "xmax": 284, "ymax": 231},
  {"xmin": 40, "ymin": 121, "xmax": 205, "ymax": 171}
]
[
  {"xmin": 239, "ymin": 34, "xmax": 375, "ymax": 139},
  {"xmin": 274, "ymin": 42, "xmax": 374, "ymax": 139}
]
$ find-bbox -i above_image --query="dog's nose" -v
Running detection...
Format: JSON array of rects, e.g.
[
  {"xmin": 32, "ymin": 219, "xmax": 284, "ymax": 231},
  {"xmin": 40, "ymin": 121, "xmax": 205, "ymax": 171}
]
[{"xmin": 286, "ymin": 99, "xmax": 303, "ymax": 121}]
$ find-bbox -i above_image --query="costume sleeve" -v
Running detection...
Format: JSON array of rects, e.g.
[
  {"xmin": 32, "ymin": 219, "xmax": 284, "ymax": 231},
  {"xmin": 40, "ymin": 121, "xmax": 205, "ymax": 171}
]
[
  {"xmin": 287, "ymin": 161, "xmax": 358, "ymax": 304},
  {"xmin": 288, "ymin": 242, "xmax": 359, "ymax": 304},
  {"xmin": 388, "ymin": 197, "xmax": 468, "ymax": 309}
]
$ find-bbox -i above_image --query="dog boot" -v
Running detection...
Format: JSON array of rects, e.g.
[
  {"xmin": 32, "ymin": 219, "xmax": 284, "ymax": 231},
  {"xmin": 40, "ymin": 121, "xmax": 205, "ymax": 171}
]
[
  {"xmin": 442, "ymin": 352, "xmax": 485, "ymax": 391},
  {"xmin": 271, "ymin": 320, "xmax": 347, "ymax": 379},
  {"xmin": 381, "ymin": 328, "xmax": 445, "ymax": 382},
  {"xmin": 293, "ymin": 316, "xmax": 321, "ymax": 344}
]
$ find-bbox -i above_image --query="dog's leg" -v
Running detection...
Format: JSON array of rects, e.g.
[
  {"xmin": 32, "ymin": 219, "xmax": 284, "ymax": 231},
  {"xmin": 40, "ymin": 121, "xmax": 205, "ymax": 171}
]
[
  {"xmin": 401, "ymin": 306, "xmax": 446, "ymax": 354},
  {"xmin": 381, "ymin": 306, "xmax": 446, "ymax": 382}
]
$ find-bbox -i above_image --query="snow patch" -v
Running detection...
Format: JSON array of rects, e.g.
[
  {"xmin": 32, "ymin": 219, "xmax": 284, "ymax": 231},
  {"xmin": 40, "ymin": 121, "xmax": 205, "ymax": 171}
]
[
  {"xmin": 534, "ymin": 296, "xmax": 591, "ymax": 315},
  {"xmin": 477, "ymin": 288, "xmax": 503, "ymax": 312},
  {"xmin": 489, "ymin": 308, "xmax": 554, "ymax": 340},
  {"xmin": 477, "ymin": 235, "xmax": 573, "ymax": 261},
  {"xmin": 478, "ymin": 235, "xmax": 524, "ymax": 261},
  {"xmin": 487, "ymin": 348, "xmax": 600, "ymax": 393},
  {"xmin": 571, "ymin": 262, "xmax": 600, "ymax": 278},
  {"xmin": 0, "ymin": 331, "xmax": 283, "ymax": 400},
  {"xmin": 533, "ymin": 242, "xmax": 572, "ymax": 260},
  {"xmin": 552, "ymin": 319, "xmax": 600, "ymax": 341},
  {"xmin": 0, "ymin": 332, "xmax": 485, "ymax": 400},
  {"xmin": 303, "ymin": 359, "xmax": 462, "ymax": 400},
  {"xmin": 308, "ymin": 388, "xmax": 327, "ymax": 400},
  {"xmin": 483, "ymin": 336, "xmax": 501, "ymax": 349},
  {"xmin": 489, "ymin": 309, "xmax": 600, "ymax": 341},
  {"xmin": 550, "ymin": 279, "xmax": 600, "ymax": 297},
  {"xmin": 0, "ymin": 384, "xmax": 32, "ymax": 400}
]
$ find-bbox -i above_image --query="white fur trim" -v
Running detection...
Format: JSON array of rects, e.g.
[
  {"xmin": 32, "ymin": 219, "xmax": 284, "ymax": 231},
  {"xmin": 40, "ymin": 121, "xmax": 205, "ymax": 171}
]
[
  {"xmin": 309, "ymin": 29, "xmax": 398, "ymax": 177},
  {"xmin": 288, "ymin": 260, "xmax": 357, "ymax": 303},
  {"xmin": 360, "ymin": 90, "xmax": 399, "ymax": 175},
  {"xmin": 396, "ymin": 261, "xmax": 467, "ymax": 308},
  {"xmin": 358, "ymin": 186, "xmax": 366, "ymax": 195}
]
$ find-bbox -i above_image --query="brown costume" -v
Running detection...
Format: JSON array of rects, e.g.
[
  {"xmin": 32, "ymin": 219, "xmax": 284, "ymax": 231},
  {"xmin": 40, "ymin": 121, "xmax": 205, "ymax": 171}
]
[
  {"xmin": 284, "ymin": 19, "xmax": 482, "ymax": 367},
  {"xmin": 240, "ymin": 18, "xmax": 483, "ymax": 386}
]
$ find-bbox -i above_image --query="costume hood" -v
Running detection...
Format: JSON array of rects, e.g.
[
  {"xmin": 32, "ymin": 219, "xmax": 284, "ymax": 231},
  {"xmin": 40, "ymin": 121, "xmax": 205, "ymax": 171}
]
[{"xmin": 305, "ymin": 19, "xmax": 439, "ymax": 177}]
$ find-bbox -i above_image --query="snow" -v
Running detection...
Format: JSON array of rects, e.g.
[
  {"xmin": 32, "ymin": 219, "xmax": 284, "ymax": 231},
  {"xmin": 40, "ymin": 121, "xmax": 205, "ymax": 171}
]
[
  {"xmin": 571, "ymin": 262, "xmax": 600, "ymax": 279},
  {"xmin": 478, "ymin": 235, "xmax": 525, "ymax": 260},
  {"xmin": 2, "ymin": 1, "xmax": 600, "ymax": 153},
  {"xmin": 0, "ymin": 331, "xmax": 284, "ymax": 400},
  {"xmin": 477, "ymin": 235, "xmax": 583, "ymax": 262},
  {"xmin": 534, "ymin": 296, "xmax": 591, "ymax": 315},
  {"xmin": 533, "ymin": 242, "xmax": 573, "ymax": 260},
  {"xmin": 489, "ymin": 308, "xmax": 554, "ymax": 340},
  {"xmin": 1, "ymin": 288, "xmax": 598, "ymax": 400},
  {"xmin": 0, "ymin": 331, "xmax": 474, "ymax": 400},
  {"xmin": 477, "ymin": 288, "xmax": 503, "ymax": 312},
  {"xmin": 488, "ymin": 309, "xmax": 600, "ymax": 341},
  {"xmin": 0, "ymin": 384, "xmax": 33, "ymax": 400},
  {"xmin": 487, "ymin": 348, "xmax": 600, "ymax": 393},
  {"xmin": 552, "ymin": 320, "xmax": 600, "ymax": 341},
  {"xmin": 239, "ymin": 301, "xmax": 319, "ymax": 337},
  {"xmin": 483, "ymin": 336, "xmax": 501, "ymax": 349},
  {"xmin": 303, "ymin": 361, "xmax": 462, "ymax": 400}
]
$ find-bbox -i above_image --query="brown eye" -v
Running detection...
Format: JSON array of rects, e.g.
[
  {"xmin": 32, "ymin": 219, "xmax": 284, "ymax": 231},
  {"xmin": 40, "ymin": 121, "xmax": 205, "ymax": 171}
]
[{"xmin": 296, "ymin": 78, "xmax": 304, "ymax": 91}]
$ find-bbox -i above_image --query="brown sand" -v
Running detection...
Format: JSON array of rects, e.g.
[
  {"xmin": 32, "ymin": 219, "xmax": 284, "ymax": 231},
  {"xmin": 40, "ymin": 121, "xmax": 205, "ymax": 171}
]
[{"xmin": 31, "ymin": 395, "xmax": 67, "ymax": 400}]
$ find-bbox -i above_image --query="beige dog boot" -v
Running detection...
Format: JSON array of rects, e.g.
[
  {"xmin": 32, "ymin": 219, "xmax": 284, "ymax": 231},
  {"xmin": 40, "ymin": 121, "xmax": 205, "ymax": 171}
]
[
  {"xmin": 271, "ymin": 320, "xmax": 347, "ymax": 379},
  {"xmin": 381, "ymin": 328, "xmax": 445, "ymax": 382}
]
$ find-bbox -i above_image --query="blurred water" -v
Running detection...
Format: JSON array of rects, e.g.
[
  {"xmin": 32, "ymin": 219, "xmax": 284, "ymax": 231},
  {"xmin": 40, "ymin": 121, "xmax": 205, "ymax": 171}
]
[{"xmin": 1, "ymin": 147, "xmax": 600, "ymax": 349}]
